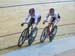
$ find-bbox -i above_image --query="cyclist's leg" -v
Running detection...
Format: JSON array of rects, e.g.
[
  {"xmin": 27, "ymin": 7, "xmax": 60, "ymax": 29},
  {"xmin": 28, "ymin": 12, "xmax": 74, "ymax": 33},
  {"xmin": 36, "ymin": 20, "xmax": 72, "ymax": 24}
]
[
  {"xmin": 50, "ymin": 19, "xmax": 59, "ymax": 33},
  {"xmin": 47, "ymin": 17, "xmax": 56, "ymax": 35},
  {"xmin": 54, "ymin": 19, "xmax": 60, "ymax": 26},
  {"xmin": 47, "ymin": 23, "xmax": 53, "ymax": 35},
  {"xmin": 50, "ymin": 18, "xmax": 59, "ymax": 31}
]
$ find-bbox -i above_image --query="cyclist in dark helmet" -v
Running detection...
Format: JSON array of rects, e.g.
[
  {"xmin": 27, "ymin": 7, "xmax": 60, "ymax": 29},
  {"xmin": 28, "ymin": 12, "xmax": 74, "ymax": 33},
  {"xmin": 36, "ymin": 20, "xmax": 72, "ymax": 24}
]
[
  {"xmin": 21, "ymin": 8, "xmax": 41, "ymax": 28},
  {"xmin": 43, "ymin": 8, "xmax": 60, "ymax": 35},
  {"xmin": 29, "ymin": 8, "xmax": 35, "ymax": 16}
]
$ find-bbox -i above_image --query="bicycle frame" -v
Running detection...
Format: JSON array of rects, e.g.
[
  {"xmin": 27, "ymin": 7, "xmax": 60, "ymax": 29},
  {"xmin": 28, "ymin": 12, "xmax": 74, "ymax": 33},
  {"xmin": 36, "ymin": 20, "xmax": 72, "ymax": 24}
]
[
  {"xmin": 18, "ymin": 23, "xmax": 34, "ymax": 47},
  {"xmin": 40, "ymin": 21, "xmax": 57, "ymax": 43},
  {"xmin": 45, "ymin": 22, "xmax": 53, "ymax": 36}
]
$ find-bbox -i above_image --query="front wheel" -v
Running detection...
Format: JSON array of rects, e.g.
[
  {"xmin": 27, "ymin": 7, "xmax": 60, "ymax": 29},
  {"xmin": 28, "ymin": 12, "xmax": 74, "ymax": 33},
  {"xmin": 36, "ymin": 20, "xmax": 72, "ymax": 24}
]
[
  {"xmin": 28, "ymin": 27, "xmax": 38, "ymax": 45},
  {"xmin": 18, "ymin": 29, "xmax": 29, "ymax": 47},
  {"xmin": 40, "ymin": 27, "xmax": 48, "ymax": 43}
]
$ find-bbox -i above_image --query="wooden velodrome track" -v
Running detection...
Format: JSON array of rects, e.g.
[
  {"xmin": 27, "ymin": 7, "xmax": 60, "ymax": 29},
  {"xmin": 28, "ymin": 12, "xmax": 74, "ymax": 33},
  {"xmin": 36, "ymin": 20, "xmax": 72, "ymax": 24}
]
[{"xmin": 0, "ymin": 0, "xmax": 75, "ymax": 55}]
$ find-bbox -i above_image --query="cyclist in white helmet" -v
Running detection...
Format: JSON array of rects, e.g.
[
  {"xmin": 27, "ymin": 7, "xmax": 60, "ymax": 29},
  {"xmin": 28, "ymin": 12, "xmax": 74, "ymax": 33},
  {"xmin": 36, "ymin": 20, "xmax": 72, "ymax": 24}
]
[
  {"xmin": 21, "ymin": 8, "xmax": 41, "ymax": 28},
  {"xmin": 43, "ymin": 8, "xmax": 60, "ymax": 35}
]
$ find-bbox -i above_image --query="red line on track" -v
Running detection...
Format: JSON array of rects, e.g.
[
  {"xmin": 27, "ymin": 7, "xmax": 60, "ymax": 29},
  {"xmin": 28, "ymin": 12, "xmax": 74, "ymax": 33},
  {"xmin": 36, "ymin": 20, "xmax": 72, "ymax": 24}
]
[{"xmin": 0, "ymin": 23, "xmax": 75, "ymax": 38}]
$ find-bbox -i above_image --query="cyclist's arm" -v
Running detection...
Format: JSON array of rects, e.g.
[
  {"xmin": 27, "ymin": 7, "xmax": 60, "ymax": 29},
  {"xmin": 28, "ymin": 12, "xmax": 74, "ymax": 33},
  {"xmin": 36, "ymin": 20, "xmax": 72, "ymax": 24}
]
[
  {"xmin": 52, "ymin": 12, "xmax": 60, "ymax": 25},
  {"xmin": 21, "ymin": 14, "xmax": 30, "ymax": 26},
  {"xmin": 23, "ymin": 14, "xmax": 30, "ymax": 23},
  {"xmin": 55, "ymin": 13, "xmax": 60, "ymax": 21},
  {"xmin": 45, "ymin": 13, "xmax": 50, "ymax": 21}
]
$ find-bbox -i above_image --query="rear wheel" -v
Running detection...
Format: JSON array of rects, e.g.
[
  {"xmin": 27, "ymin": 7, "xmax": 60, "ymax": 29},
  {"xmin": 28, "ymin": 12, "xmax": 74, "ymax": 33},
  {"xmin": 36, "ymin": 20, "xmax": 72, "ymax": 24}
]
[
  {"xmin": 40, "ymin": 27, "xmax": 48, "ymax": 43},
  {"xmin": 49, "ymin": 26, "xmax": 57, "ymax": 42},
  {"xmin": 28, "ymin": 27, "xmax": 38, "ymax": 45},
  {"xmin": 18, "ymin": 29, "xmax": 29, "ymax": 47}
]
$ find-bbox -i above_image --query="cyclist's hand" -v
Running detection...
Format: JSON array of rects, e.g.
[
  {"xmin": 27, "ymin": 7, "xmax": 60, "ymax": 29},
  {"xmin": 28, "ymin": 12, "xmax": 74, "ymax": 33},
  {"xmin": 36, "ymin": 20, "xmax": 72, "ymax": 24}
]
[{"xmin": 21, "ymin": 23, "xmax": 24, "ymax": 26}]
